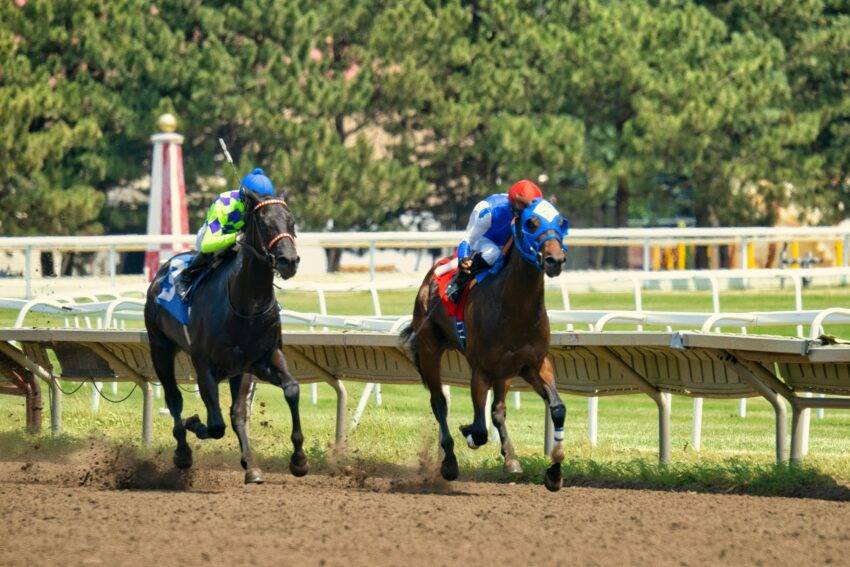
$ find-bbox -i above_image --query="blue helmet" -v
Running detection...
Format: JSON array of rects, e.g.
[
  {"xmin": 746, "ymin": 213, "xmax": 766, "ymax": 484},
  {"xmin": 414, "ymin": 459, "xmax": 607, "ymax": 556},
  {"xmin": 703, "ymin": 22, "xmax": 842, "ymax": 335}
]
[{"xmin": 240, "ymin": 167, "xmax": 275, "ymax": 197}]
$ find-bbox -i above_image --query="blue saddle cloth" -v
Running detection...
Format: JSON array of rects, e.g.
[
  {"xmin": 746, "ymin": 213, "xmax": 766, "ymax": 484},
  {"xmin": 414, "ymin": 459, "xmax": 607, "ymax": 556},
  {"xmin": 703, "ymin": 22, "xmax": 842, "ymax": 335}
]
[{"xmin": 155, "ymin": 252, "xmax": 194, "ymax": 325}]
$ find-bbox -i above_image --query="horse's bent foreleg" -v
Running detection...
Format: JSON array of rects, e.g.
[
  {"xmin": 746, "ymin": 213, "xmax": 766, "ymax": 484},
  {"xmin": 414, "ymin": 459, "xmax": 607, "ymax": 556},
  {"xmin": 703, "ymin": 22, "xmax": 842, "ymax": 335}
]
[
  {"xmin": 460, "ymin": 371, "xmax": 490, "ymax": 449},
  {"xmin": 229, "ymin": 374, "xmax": 262, "ymax": 484},
  {"xmin": 522, "ymin": 358, "xmax": 566, "ymax": 492},
  {"xmin": 492, "ymin": 379, "xmax": 522, "ymax": 474},
  {"xmin": 150, "ymin": 335, "xmax": 192, "ymax": 469},
  {"xmin": 255, "ymin": 349, "xmax": 307, "ymax": 477},
  {"xmin": 185, "ymin": 362, "xmax": 226, "ymax": 440}
]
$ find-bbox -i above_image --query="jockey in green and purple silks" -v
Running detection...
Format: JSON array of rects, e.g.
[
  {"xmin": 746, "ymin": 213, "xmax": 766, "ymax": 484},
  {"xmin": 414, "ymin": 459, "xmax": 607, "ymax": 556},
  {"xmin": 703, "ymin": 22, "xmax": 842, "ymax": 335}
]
[{"xmin": 175, "ymin": 167, "xmax": 275, "ymax": 300}]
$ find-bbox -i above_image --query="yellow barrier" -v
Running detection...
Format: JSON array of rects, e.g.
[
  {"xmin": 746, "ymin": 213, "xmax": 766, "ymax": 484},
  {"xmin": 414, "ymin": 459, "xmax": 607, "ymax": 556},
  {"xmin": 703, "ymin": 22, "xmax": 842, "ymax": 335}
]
[
  {"xmin": 791, "ymin": 241, "xmax": 800, "ymax": 268},
  {"xmin": 836, "ymin": 239, "xmax": 844, "ymax": 267},
  {"xmin": 677, "ymin": 242, "xmax": 686, "ymax": 270},
  {"xmin": 652, "ymin": 246, "xmax": 661, "ymax": 271},
  {"xmin": 747, "ymin": 242, "xmax": 756, "ymax": 269}
]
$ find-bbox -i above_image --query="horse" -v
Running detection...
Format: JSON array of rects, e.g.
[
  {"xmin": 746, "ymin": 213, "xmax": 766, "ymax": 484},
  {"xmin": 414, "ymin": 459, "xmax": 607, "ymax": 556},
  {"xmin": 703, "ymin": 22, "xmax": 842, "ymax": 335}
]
[
  {"xmin": 401, "ymin": 198, "xmax": 569, "ymax": 491},
  {"xmin": 144, "ymin": 189, "xmax": 304, "ymax": 484}
]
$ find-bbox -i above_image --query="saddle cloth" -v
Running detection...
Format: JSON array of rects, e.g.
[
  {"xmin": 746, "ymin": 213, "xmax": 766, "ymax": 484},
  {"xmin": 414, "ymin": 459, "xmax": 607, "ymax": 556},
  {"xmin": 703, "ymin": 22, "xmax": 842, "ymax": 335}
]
[
  {"xmin": 433, "ymin": 255, "xmax": 505, "ymax": 322},
  {"xmin": 155, "ymin": 252, "xmax": 196, "ymax": 325}
]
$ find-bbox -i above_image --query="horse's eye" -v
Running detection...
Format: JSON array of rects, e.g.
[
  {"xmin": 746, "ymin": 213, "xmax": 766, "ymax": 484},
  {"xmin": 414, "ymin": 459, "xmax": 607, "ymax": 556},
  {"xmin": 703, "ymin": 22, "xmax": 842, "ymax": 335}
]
[{"xmin": 525, "ymin": 218, "xmax": 539, "ymax": 231}]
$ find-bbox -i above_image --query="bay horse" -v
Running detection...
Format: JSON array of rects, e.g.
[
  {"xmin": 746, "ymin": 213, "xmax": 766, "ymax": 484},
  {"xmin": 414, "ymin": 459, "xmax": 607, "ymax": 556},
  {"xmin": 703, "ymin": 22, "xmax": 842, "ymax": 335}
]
[
  {"xmin": 144, "ymin": 189, "xmax": 304, "ymax": 484},
  {"xmin": 402, "ymin": 198, "xmax": 569, "ymax": 491}
]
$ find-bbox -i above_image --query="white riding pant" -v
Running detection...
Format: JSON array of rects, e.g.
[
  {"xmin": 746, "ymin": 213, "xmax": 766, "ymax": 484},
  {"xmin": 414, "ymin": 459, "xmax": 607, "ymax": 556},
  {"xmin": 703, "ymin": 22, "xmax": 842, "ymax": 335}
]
[{"xmin": 470, "ymin": 236, "xmax": 502, "ymax": 265}]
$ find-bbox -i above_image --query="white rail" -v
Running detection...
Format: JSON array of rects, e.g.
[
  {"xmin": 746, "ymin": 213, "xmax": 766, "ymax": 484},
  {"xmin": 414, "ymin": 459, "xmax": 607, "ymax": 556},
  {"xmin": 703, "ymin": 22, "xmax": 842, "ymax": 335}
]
[
  {"xmin": 4, "ymin": 226, "xmax": 850, "ymax": 295},
  {"xmin": 3, "ymin": 225, "xmax": 850, "ymax": 250}
]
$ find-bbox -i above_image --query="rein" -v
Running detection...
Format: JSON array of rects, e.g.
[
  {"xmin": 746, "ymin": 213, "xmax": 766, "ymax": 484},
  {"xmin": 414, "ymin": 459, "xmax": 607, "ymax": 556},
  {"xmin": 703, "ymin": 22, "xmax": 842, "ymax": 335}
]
[{"xmin": 227, "ymin": 198, "xmax": 293, "ymax": 318}]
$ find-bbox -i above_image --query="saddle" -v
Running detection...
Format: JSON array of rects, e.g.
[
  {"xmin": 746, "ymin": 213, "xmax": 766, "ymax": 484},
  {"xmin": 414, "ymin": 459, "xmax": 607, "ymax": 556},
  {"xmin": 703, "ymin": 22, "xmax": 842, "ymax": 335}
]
[
  {"xmin": 433, "ymin": 255, "xmax": 505, "ymax": 349},
  {"xmin": 155, "ymin": 251, "xmax": 228, "ymax": 324}
]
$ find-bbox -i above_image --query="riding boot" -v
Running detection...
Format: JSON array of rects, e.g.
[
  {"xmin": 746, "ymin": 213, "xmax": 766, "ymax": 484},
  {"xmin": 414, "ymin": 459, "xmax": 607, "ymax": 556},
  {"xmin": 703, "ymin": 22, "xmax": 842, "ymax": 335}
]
[
  {"xmin": 175, "ymin": 252, "xmax": 213, "ymax": 301},
  {"xmin": 447, "ymin": 253, "xmax": 490, "ymax": 304}
]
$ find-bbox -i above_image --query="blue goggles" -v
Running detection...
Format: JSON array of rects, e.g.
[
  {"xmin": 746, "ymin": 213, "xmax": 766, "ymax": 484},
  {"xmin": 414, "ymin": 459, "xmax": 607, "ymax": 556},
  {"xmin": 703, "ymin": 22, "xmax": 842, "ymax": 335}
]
[{"xmin": 513, "ymin": 198, "xmax": 569, "ymax": 268}]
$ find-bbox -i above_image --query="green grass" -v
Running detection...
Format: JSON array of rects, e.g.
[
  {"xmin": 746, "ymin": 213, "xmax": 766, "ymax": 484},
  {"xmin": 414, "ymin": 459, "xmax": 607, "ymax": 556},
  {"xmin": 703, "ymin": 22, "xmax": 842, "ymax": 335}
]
[{"xmin": 2, "ymin": 284, "xmax": 850, "ymax": 496}]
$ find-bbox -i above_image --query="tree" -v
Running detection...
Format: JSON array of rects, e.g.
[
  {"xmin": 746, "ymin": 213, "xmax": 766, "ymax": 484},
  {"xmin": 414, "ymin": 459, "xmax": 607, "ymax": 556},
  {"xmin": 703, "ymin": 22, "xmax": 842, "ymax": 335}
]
[{"xmin": 371, "ymin": 1, "xmax": 584, "ymax": 226}]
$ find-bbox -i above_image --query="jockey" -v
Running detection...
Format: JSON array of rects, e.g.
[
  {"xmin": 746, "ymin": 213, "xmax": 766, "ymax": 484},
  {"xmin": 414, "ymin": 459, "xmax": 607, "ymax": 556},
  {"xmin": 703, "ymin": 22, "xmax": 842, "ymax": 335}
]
[
  {"xmin": 175, "ymin": 167, "xmax": 276, "ymax": 301},
  {"xmin": 445, "ymin": 179, "xmax": 543, "ymax": 303}
]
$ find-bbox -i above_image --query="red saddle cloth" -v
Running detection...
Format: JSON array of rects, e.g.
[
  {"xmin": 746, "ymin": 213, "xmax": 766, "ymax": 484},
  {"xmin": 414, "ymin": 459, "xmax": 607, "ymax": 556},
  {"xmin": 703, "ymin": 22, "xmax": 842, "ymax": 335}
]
[{"xmin": 434, "ymin": 256, "xmax": 471, "ymax": 321}]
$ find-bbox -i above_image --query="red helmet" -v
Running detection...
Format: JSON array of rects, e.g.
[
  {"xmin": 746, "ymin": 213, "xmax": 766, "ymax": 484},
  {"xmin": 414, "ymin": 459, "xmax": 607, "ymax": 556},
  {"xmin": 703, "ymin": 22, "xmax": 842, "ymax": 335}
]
[{"xmin": 508, "ymin": 179, "xmax": 543, "ymax": 208}]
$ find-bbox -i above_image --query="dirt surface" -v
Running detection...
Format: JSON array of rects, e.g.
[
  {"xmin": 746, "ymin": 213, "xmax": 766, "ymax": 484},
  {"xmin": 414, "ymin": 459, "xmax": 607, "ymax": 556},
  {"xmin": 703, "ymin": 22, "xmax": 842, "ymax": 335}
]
[{"xmin": 2, "ymin": 453, "xmax": 850, "ymax": 567}]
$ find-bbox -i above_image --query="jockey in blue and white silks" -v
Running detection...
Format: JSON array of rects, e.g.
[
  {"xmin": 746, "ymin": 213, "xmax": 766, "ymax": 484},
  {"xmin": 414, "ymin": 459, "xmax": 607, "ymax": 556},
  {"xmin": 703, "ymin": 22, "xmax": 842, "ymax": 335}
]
[{"xmin": 446, "ymin": 179, "xmax": 544, "ymax": 303}]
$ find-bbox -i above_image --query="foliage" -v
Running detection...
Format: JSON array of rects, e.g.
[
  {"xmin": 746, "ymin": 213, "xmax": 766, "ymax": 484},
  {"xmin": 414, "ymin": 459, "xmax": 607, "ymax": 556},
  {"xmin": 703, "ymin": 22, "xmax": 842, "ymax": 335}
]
[{"xmin": 1, "ymin": 0, "xmax": 848, "ymax": 236}]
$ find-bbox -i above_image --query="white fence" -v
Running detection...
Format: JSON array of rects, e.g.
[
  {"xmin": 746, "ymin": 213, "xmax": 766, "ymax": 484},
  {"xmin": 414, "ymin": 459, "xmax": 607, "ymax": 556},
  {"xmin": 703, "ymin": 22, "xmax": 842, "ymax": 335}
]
[{"xmin": 3, "ymin": 225, "xmax": 850, "ymax": 296}]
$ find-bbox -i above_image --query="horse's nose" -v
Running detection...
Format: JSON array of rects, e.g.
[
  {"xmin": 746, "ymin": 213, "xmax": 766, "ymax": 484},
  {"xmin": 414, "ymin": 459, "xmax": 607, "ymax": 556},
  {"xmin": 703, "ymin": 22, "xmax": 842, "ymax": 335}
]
[
  {"xmin": 544, "ymin": 256, "xmax": 561, "ymax": 268},
  {"xmin": 543, "ymin": 254, "xmax": 564, "ymax": 277}
]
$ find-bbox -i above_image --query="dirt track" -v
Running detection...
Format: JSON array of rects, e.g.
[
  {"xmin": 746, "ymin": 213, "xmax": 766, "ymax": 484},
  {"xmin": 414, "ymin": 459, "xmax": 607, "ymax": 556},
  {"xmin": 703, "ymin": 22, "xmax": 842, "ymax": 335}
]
[{"xmin": 2, "ymin": 455, "xmax": 850, "ymax": 567}]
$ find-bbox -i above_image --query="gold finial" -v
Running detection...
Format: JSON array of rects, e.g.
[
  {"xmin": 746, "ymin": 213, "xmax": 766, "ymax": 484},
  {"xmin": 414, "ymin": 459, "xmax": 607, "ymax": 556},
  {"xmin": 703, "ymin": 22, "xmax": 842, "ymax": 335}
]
[{"xmin": 157, "ymin": 113, "xmax": 178, "ymax": 133}]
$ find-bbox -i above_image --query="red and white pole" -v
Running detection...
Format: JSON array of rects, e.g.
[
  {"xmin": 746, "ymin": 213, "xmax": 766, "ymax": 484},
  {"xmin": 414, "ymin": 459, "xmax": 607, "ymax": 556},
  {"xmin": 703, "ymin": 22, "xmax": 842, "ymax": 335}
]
[{"xmin": 144, "ymin": 113, "xmax": 189, "ymax": 281}]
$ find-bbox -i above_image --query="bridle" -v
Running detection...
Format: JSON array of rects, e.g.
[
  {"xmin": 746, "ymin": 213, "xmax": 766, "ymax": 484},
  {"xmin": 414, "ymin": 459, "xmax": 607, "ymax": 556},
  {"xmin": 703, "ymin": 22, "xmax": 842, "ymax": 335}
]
[{"xmin": 242, "ymin": 198, "xmax": 296, "ymax": 267}]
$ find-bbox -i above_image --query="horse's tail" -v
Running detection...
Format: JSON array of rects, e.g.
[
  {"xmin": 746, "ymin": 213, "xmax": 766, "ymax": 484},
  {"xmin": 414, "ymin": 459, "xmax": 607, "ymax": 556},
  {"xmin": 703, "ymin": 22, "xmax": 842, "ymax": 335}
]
[
  {"xmin": 400, "ymin": 267, "xmax": 442, "ymax": 381},
  {"xmin": 399, "ymin": 321, "xmax": 420, "ymax": 371}
]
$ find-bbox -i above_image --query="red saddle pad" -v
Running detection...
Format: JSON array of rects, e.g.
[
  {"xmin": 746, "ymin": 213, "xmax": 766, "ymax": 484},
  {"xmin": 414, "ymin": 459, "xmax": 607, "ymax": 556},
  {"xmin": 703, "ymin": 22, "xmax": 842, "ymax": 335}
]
[{"xmin": 433, "ymin": 256, "xmax": 471, "ymax": 321}]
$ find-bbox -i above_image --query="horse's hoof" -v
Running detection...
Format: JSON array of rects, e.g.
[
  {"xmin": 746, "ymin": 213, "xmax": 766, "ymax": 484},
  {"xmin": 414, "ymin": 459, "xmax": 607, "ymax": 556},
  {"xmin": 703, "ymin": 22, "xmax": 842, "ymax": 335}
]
[
  {"xmin": 184, "ymin": 414, "xmax": 201, "ymax": 428},
  {"xmin": 244, "ymin": 468, "xmax": 264, "ymax": 484},
  {"xmin": 173, "ymin": 450, "xmax": 193, "ymax": 470},
  {"xmin": 460, "ymin": 424, "xmax": 486, "ymax": 449},
  {"xmin": 544, "ymin": 463, "xmax": 563, "ymax": 492},
  {"xmin": 289, "ymin": 455, "xmax": 308, "ymax": 477},
  {"xmin": 441, "ymin": 457, "xmax": 459, "ymax": 481},
  {"xmin": 504, "ymin": 459, "xmax": 523, "ymax": 474}
]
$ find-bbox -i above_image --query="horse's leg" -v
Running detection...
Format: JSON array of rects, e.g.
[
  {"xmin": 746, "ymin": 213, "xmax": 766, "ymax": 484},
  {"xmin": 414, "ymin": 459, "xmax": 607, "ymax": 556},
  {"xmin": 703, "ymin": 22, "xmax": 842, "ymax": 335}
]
[
  {"xmin": 254, "ymin": 349, "xmax": 308, "ymax": 477},
  {"xmin": 150, "ymin": 333, "xmax": 192, "ymax": 468},
  {"xmin": 229, "ymin": 374, "xmax": 262, "ymax": 484},
  {"xmin": 185, "ymin": 361, "xmax": 227, "ymax": 440},
  {"xmin": 492, "ymin": 378, "xmax": 522, "ymax": 474},
  {"xmin": 459, "ymin": 370, "xmax": 490, "ymax": 449},
  {"xmin": 521, "ymin": 358, "xmax": 566, "ymax": 492},
  {"xmin": 418, "ymin": 339, "xmax": 457, "ymax": 481}
]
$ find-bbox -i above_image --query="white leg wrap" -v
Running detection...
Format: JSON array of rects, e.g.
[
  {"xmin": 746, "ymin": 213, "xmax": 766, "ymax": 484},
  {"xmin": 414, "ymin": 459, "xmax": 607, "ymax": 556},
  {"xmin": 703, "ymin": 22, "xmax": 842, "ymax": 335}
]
[{"xmin": 553, "ymin": 427, "xmax": 564, "ymax": 443}]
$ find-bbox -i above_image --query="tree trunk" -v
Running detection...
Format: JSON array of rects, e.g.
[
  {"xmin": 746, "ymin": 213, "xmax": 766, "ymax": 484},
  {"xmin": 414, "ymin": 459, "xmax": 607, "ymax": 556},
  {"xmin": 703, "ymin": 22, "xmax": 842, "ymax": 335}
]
[
  {"xmin": 325, "ymin": 248, "xmax": 341, "ymax": 272},
  {"xmin": 614, "ymin": 178, "xmax": 629, "ymax": 268},
  {"xmin": 40, "ymin": 251, "xmax": 55, "ymax": 277},
  {"xmin": 694, "ymin": 199, "xmax": 711, "ymax": 269},
  {"xmin": 61, "ymin": 252, "xmax": 75, "ymax": 276}
]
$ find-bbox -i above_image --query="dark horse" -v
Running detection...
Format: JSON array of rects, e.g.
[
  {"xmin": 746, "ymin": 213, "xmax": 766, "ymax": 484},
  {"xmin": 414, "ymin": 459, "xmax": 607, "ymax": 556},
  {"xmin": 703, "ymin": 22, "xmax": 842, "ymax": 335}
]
[
  {"xmin": 144, "ymin": 190, "xmax": 304, "ymax": 484},
  {"xmin": 402, "ymin": 199, "xmax": 569, "ymax": 491}
]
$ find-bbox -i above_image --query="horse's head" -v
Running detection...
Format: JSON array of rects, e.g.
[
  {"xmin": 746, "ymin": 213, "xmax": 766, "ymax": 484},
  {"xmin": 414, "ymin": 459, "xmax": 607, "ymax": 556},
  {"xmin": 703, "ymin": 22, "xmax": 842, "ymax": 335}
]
[
  {"xmin": 243, "ymin": 190, "xmax": 300, "ymax": 280},
  {"xmin": 513, "ymin": 198, "xmax": 568, "ymax": 277}
]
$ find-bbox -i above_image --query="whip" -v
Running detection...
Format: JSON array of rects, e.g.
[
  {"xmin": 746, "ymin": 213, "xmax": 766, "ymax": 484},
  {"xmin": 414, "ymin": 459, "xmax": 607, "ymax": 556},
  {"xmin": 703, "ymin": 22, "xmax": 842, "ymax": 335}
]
[{"xmin": 218, "ymin": 137, "xmax": 242, "ymax": 181}]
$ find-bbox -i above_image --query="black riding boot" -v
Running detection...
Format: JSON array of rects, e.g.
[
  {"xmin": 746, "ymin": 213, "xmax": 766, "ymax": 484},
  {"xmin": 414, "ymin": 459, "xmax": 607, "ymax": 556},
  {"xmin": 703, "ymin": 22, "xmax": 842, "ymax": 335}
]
[
  {"xmin": 175, "ymin": 252, "xmax": 213, "ymax": 301},
  {"xmin": 446, "ymin": 253, "xmax": 490, "ymax": 303}
]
